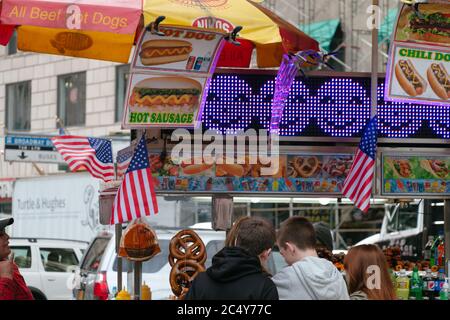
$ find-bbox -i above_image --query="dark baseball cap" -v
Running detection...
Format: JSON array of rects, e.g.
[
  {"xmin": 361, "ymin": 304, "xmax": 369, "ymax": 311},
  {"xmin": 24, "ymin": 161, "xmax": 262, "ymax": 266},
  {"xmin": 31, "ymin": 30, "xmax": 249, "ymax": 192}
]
[
  {"xmin": 313, "ymin": 221, "xmax": 333, "ymax": 252},
  {"xmin": 0, "ymin": 217, "xmax": 14, "ymax": 231}
]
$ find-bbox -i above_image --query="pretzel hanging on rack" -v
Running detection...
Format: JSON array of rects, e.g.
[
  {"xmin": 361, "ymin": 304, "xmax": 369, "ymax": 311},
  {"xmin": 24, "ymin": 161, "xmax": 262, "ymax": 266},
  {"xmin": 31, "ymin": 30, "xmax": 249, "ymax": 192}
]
[
  {"xmin": 169, "ymin": 229, "xmax": 207, "ymax": 266},
  {"xmin": 168, "ymin": 229, "xmax": 207, "ymax": 299},
  {"xmin": 169, "ymin": 259, "xmax": 205, "ymax": 297}
]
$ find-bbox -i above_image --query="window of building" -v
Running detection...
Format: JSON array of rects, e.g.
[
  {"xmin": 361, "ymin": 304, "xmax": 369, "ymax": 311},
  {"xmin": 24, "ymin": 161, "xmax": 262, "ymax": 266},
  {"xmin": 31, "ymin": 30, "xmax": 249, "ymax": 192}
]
[
  {"xmin": 5, "ymin": 81, "xmax": 31, "ymax": 131},
  {"xmin": 58, "ymin": 72, "xmax": 86, "ymax": 127},
  {"xmin": 115, "ymin": 64, "xmax": 130, "ymax": 122},
  {"xmin": 7, "ymin": 31, "xmax": 17, "ymax": 55}
]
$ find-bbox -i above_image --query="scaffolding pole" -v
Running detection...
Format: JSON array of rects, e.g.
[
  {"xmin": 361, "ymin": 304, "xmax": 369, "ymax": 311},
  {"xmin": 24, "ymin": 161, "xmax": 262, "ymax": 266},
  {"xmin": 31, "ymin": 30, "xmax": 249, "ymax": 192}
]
[{"xmin": 371, "ymin": 0, "xmax": 379, "ymax": 118}]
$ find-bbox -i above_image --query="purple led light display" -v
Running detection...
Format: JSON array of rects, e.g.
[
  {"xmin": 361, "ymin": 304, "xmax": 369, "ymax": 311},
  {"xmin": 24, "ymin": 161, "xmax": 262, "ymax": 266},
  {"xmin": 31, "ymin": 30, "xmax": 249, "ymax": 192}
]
[
  {"xmin": 428, "ymin": 105, "xmax": 450, "ymax": 139},
  {"xmin": 203, "ymin": 74, "xmax": 450, "ymax": 139},
  {"xmin": 377, "ymin": 82, "xmax": 422, "ymax": 138},
  {"xmin": 315, "ymin": 78, "xmax": 370, "ymax": 137},
  {"xmin": 279, "ymin": 79, "xmax": 310, "ymax": 136}
]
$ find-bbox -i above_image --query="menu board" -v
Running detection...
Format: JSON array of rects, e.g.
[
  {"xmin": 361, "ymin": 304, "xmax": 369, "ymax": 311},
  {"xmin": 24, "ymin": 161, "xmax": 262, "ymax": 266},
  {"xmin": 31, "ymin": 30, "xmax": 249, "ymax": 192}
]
[
  {"xmin": 125, "ymin": 73, "xmax": 209, "ymax": 127},
  {"xmin": 122, "ymin": 25, "xmax": 227, "ymax": 129},
  {"xmin": 147, "ymin": 152, "xmax": 354, "ymax": 194},
  {"xmin": 385, "ymin": 2, "xmax": 450, "ymax": 105},
  {"xmin": 382, "ymin": 154, "xmax": 450, "ymax": 196},
  {"xmin": 131, "ymin": 25, "xmax": 225, "ymax": 74}
]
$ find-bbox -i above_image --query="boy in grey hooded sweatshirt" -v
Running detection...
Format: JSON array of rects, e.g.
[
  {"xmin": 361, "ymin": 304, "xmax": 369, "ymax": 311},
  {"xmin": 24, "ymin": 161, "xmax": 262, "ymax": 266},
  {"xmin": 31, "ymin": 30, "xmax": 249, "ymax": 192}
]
[{"xmin": 272, "ymin": 217, "xmax": 349, "ymax": 300}]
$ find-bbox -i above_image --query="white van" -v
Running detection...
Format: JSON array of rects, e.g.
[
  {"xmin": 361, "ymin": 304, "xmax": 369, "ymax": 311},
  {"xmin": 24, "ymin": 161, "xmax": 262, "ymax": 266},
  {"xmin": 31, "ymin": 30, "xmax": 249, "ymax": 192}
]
[{"xmin": 9, "ymin": 238, "xmax": 88, "ymax": 300}]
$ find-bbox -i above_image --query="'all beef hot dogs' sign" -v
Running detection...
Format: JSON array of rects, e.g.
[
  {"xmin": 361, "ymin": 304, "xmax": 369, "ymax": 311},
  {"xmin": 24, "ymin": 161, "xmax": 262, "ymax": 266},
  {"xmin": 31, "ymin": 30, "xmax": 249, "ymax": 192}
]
[
  {"xmin": 123, "ymin": 25, "xmax": 227, "ymax": 129},
  {"xmin": 385, "ymin": 2, "xmax": 450, "ymax": 106}
]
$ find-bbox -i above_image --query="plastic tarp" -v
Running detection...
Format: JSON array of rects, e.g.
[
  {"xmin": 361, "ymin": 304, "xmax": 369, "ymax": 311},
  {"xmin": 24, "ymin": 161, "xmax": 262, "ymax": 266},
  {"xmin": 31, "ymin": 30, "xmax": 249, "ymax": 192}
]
[
  {"xmin": 299, "ymin": 19, "xmax": 340, "ymax": 52},
  {"xmin": 378, "ymin": 8, "xmax": 399, "ymax": 44}
]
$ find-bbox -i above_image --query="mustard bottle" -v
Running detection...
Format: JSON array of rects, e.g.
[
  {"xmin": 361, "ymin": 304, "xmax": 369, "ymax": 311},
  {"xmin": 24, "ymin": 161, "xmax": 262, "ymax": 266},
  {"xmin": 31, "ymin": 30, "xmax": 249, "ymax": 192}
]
[
  {"xmin": 141, "ymin": 282, "xmax": 152, "ymax": 300},
  {"xmin": 116, "ymin": 288, "xmax": 131, "ymax": 300}
]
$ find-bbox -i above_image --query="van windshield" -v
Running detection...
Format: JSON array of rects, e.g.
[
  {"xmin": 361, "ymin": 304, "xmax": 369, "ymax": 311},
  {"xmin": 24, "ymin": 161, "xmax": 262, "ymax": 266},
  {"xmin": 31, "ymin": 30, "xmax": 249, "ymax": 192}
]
[{"xmin": 81, "ymin": 237, "xmax": 111, "ymax": 272}]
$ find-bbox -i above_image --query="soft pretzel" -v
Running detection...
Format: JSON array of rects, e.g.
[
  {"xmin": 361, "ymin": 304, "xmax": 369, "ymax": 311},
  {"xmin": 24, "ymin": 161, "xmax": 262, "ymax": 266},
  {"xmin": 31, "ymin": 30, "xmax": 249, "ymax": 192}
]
[
  {"xmin": 169, "ymin": 229, "xmax": 206, "ymax": 265},
  {"xmin": 293, "ymin": 156, "xmax": 320, "ymax": 178},
  {"xmin": 169, "ymin": 259, "xmax": 205, "ymax": 296}
]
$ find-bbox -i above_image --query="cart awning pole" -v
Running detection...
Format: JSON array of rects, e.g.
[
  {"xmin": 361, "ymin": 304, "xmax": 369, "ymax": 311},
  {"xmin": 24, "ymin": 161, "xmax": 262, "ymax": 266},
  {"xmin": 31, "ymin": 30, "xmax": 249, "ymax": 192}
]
[
  {"xmin": 115, "ymin": 224, "xmax": 122, "ymax": 292},
  {"xmin": 371, "ymin": 0, "xmax": 379, "ymax": 118},
  {"xmin": 445, "ymin": 200, "xmax": 450, "ymax": 277}
]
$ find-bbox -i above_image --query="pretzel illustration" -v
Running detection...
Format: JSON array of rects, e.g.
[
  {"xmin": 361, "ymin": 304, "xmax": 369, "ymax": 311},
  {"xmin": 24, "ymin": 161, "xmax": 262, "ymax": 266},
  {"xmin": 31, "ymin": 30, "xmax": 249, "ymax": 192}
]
[
  {"xmin": 293, "ymin": 156, "xmax": 320, "ymax": 178},
  {"xmin": 169, "ymin": 229, "xmax": 206, "ymax": 266},
  {"xmin": 169, "ymin": 259, "xmax": 205, "ymax": 297}
]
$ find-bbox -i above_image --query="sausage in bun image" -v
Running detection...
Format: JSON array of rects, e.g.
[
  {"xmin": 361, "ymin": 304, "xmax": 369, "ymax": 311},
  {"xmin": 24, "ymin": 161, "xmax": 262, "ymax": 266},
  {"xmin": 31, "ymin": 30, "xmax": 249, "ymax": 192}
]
[
  {"xmin": 427, "ymin": 63, "xmax": 450, "ymax": 100},
  {"xmin": 129, "ymin": 76, "xmax": 202, "ymax": 113},
  {"xmin": 395, "ymin": 59, "xmax": 427, "ymax": 96},
  {"xmin": 139, "ymin": 39, "xmax": 193, "ymax": 66}
]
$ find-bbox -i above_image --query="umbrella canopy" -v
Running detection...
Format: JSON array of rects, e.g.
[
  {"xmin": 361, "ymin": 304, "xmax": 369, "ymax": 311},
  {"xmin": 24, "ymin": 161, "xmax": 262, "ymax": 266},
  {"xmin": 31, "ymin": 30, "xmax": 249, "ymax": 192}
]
[
  {"xmin": 0, "ymin": 0, "xmax": 15, "ymax": 45},
  {"xmin": 1, "ymin": 0, "xmax": 319, "ymax": 67},
  {"xmin": 0, "ymin": 0, "xmax": 142, "ymax": 62},
  {"xmin": 143, "ymin": 0, "xmax": 319, "ymax": 67}
]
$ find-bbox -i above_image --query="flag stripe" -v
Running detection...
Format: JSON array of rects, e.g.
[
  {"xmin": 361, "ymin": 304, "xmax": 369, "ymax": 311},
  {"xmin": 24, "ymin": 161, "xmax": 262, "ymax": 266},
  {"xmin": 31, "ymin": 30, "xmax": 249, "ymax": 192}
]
[
  {"xmin": 143, "ymin": 168, "xmax": 157, "ymax": 214},
  {"xmin": 68, "ymin": 160, "xmax": 115, "ymax": 177},
  {"xmin": 63, "ymin": 153, "xmax": 114, "ymax": 170},
  {"xmin": 347, "ymin": 157, "xmax": 373, "ymax": 200},
  {"xmin": 342, "ymin": 151, "xmax": 365, "ymax": 196},
  {"xmin": 342, "ymin": 117, "xmax": 377, "ymax": 213},
  {"xmin": 119, "ymin": 183, "xmax": 127, "ymax": 223},
  {"xmin": 133, "ymin": 170, "xmax": 148, "ymax": 217},
  {"xmin": 353, "ymin": 169, "xmax": 373, "ymax": 205},
  {"xmin": 111, "ymin": 136, "xmax": 158, "ymax": 225},
  {"xmin": 148, "ymin": 171, "xmax": 158, "ymax": 214},
  {"xmin": 112, "ymin": 188, "xmax": 121, "ymax": 224},
  {"xmin": 128, "ymin": 172, "xmax": 141, "ymax": 219},
  {"xmin": 122, "ymin": 175, "xmax": 133, "ymax": 222},
  {"xmin": 66, "ymin": 157, "xmax": 115, "ymax": 174},
  {"xmin": 52, "ymin": 135, "xmax": 114, "ymax": 182}
]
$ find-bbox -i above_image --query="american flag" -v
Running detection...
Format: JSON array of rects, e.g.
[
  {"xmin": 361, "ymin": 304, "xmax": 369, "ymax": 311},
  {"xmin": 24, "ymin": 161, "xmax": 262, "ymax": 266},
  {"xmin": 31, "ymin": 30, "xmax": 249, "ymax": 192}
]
[
  {"xmin": 116, "ymin": 147, "xmax": 133, "ymax": 179},
  {"xmin": 51, "ymin": 135, "xmax": 115, "ymax": 182},
  {"xmin": 342, "ymin": 116, "xmax": 377, "ymax": 213},
  {"xmin": 110, "ymin": 135, "xmax": 158, "ymax": 225}
]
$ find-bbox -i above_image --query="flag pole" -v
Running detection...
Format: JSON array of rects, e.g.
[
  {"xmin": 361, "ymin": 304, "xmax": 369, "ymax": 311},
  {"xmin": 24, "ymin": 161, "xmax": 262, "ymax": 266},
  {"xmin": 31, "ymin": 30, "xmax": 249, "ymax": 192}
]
[
  {"xmin": 371, "ymin": 0, "xmax": 379, "ymax": 118},
  {"xmin": 371, "ymin": 0, "xmax": 379, "ymax": 201}
]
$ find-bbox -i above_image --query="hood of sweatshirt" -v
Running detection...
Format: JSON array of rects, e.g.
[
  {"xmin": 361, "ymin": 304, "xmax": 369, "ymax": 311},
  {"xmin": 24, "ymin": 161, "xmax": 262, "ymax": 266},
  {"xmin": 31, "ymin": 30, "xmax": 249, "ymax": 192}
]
[
  {"xmin": 273, "ymin": 256, "xmax": 349, "ymax": 300},
  {"xmin": 206, "ymin": 247, "xmax": 263, "ymax": 283}
]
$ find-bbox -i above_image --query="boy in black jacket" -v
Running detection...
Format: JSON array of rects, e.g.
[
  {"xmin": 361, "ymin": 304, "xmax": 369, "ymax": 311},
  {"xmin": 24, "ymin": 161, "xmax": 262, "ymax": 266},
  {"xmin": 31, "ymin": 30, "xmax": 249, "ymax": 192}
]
[{"xmin": 185, "ymin": 217, "xmax": 278, "ymax": 300}]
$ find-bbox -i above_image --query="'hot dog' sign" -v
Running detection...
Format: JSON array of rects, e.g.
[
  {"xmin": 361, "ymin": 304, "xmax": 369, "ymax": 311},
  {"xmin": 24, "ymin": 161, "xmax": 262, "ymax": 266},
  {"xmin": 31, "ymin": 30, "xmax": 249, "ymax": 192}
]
[
  {"xmin": 132, "ymin": 25, "xmax": 226, "ymax": 74},
  {"xmin": 385, "ymin": 3, "xmax": 450, "ymax": 105}
]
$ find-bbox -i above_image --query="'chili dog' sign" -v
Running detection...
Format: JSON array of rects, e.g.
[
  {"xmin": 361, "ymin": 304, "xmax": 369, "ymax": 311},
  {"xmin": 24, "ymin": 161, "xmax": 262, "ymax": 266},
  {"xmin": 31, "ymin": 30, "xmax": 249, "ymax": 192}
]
[{"xmin": 385, "ymin": 2, "xmax": 450, "ymax": 105}]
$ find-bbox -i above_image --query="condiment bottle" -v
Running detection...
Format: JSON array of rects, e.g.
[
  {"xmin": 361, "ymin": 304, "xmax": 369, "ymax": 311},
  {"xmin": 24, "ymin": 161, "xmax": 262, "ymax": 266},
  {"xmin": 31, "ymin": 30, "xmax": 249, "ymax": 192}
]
[
  {"xmin": 141, "ymin": 282, "xmax": 152, "ymax": 300},
  {"xmin": 116, "ymin": 288, "xmax": 131, "ymax": 300}
]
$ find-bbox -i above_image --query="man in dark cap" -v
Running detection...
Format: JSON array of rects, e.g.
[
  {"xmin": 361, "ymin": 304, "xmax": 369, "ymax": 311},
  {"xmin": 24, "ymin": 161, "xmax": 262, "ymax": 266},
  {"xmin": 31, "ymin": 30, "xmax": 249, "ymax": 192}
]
[
  {"xmin": 0, "ymin": 217, "xmax": 33, "ymax": 300},
  {"xmin": 313, "ymin": 222, "xmax": 334, "ymax": 260},
  {"xmin": 313, "ymin": 222, "xmax": 334, "ymax": 251}
]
